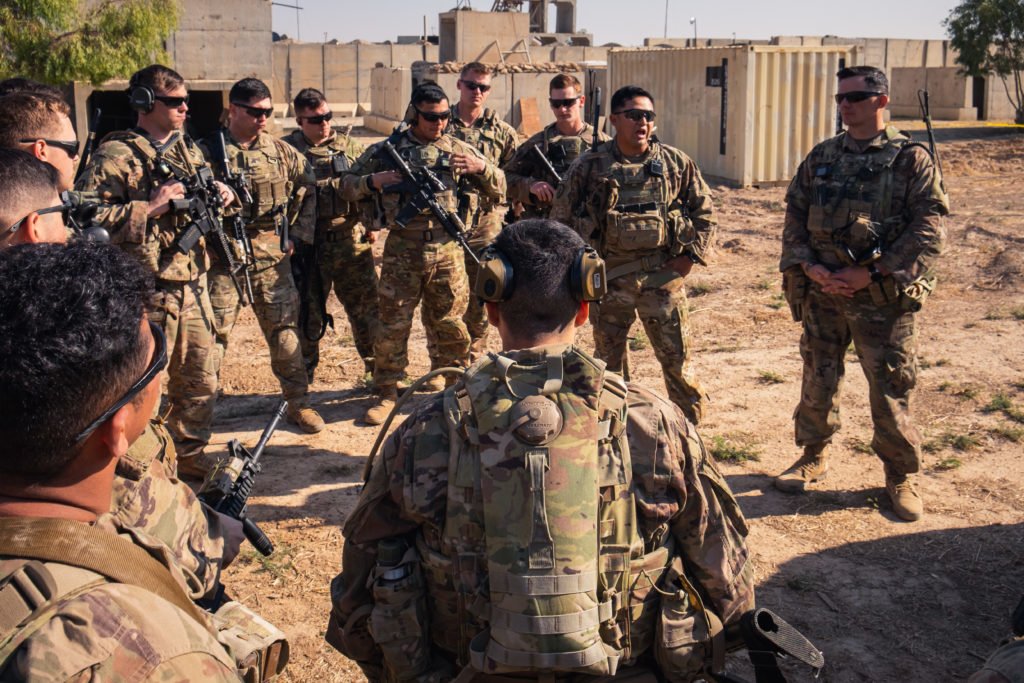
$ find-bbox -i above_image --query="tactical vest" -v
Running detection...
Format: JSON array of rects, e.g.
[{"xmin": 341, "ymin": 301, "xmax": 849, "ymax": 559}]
[
  {"xmin": 293, "ymin": 132, "xmax": 358, "ymax": 226},
  {"xmin": 225, "ymin": 134, "xmax": 293, "ymax": 228},
  {"xmin": 370, "ymin": 347, "xmax": 684, "ymax": 679},
  {"xmin": 382, "ymin": 140, "xmax": 462, "ymax": 228},
  {"xmin": 542, "ymin": 126, "xmax": 592, "ymax": 177},
  {"xmin": 449, "ymin": 109, "xmax": 505, "ymax": 166},
  {"xmin": 597, "ymin": 146, "xmax": 671, "ymax": 254}
]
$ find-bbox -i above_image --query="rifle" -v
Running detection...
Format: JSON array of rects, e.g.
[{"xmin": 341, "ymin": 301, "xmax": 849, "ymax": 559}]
[
  {"xmin": 74, "ymin": 107, "xmax": 102, "ymax": 182},
  {"xmin": 197, "ymin": 399, "xmax": 287, "ymax": 558},
  {"xmin": 378, "ymin": 140, "xmax": 480, "ymax": 265},
  {"xmin": 530, "ymin": 145, "xmax": 562, "ymax": 185},
  {"xmin": 917, "ymin": 89, "xmax": 946, "ymax": 192},
  {"xmin": 62, "ymin": 190, "xmax": 110, "ymax": 243},
  {"xmin": 212, "ymin": 130, "xmax": 257, "ymax": 304},
  {"xmin": 591, "ymin": 86, "xmax": 602, "ymax": 149},
  {"xmin": 710, "ymin": 608, "xmax": 824, "ymax": 683}
]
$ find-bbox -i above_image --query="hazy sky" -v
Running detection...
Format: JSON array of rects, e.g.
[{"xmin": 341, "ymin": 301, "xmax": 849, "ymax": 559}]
[{"xmin": 271, "ymin": 0, "xmax": 960, "ymax": 45}]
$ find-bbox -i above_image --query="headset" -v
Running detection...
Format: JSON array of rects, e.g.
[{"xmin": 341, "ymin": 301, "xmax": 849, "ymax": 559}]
[
  {"xmin": 128, "ymin": 83, "xmax": 155, "ymax": 113},
  {"xmin": 475, "ymin": 245, "xmax": 607, "ymax": 303}
]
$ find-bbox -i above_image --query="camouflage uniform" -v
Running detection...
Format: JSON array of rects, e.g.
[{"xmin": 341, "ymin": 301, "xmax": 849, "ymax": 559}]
[
  {"xmin": 340, "ymin": 129, "xmax": 505, "ymax": 388},
  {"xmin": 200, "ymin": 129, "xmax": 316, "ymax": 408},
  {"xmin": 551, "ymin": 140, "xmax": 717, "ymax": 424},
  {"xmin": 446, "ymin": 107, "xmax": 517, "ymax": 358},
  {"xmin": 76, "ymin": 130, "xmax": 219, "ymax": 460},
  {"xmin": 503, "ymin": 122, "xmax": 610, "ymax": 219},
  {"xmin": 281, "ymin": 128, "xmax": 380, "ymax": 377},
  {"xmin": 781, "ymin": 125, "xmax": 948, "ymax": 475},
  {"xmin": 326, "ymin": 345, "xmax": 754, "ymax": 680},
  {"xmin": 0, "ymin": 515, "xmax": 241, "ymax": 681}
]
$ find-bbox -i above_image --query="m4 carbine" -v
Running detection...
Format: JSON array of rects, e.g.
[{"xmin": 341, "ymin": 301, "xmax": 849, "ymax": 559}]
[
  {"xmin": 211, "ymin": 130, "xmax": 257, "ymax": 304},
  {"xmin": 531, "ymin": 145, "xmax": 563, "ymax": 186}
]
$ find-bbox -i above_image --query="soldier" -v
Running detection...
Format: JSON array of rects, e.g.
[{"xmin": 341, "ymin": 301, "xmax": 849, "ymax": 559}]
[
  {"xmin": 0, "ymin": 242, "xmax": 242, "ymax": 681},
  {"xmin": 281, "ymin": 87, "xmax": 380, "ymax": 383},
  {"xmin": 0, "ymin": 91, "xmax": 80, "ymax": 191},
  {"xmin": 201, "ymin": 78, "xmax": 325, "ymax": 434},
  {"xmin": 504, "ymin": 73, "xmax": 610, "ymax": 219},
  {"xmin": 326, "ymin": 219, "xmax": 755, "ymax": 682},
  {"xmin": 551, "ymin": 85, "xmax": 715, "ymax": 425},
  {"xmin": 340, "ymin": 82, "xmax": 505, "ymax": 425},
  {"xmin": 76, "ymin": 64, "xmax": 231, "ymax": 479},
  {"xmin": 446, "ymin": 62, "xmax": 517, "ymax": 362},
  {"xmin": 0, "ymin": 149, "xmax": 68, "ymax": 246},
  {"xmin": 775, "ymin": 66, "xmax": 947, "ymax": 522}
]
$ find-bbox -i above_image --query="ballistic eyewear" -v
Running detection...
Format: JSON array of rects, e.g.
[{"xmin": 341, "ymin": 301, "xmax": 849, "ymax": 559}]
[
  {"xmin": 232, "ymin": 102, "xmax": 274, "ymax": 119},
  {"xmin": 415, "ymin": 108, "xmax": 452, "ymax": 122},
  {"xmin": 460, "ymin": 80, "xmax": 492, "ymax": 93},
  {"xmin": 549, "ymin": 97, "xmax": 580, "ymax": 109},
  {"xmin": 19, "ymin": 138, "xmax": 80, "ymax": 157},
  {"xmin": 300, "ymin": 111, "xmax": 333, "ymax": 124},
  {"xmin": 614, "ymin": 109, "xmax": 656, "ymax": 122},
  {"xmin": 154, "ymin": 94, "xmax": 190, "ymax": 108},
  {"xmin": 73, "ymin": 321, "xmax": 168, "ymax": 443},
  {"xmin": 834, "ymin": 91, "xmax": 884, "ymax": 104}
]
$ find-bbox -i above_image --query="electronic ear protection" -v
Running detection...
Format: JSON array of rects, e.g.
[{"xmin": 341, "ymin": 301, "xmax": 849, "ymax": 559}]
[
  {"xmin": 128, "ymin": 84, "xmax": 155, "ymax": 113},
  {"xmin": 475, "ymin": 245, "xmax": 607, "ymax": 303}
]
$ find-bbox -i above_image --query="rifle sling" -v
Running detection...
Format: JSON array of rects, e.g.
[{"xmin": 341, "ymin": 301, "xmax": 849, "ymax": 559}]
[{"xmin": 0, "ymin": 516, "xmax": 209, "ymax": 628}]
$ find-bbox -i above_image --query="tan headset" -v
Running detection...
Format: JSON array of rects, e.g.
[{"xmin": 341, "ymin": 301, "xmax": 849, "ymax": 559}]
[{"xmin": 475, "ymin": 245, "xmax": 607, "ymax": 303}]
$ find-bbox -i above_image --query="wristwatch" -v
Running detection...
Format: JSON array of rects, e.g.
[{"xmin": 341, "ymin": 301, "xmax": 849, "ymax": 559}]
[{"xmin": 867, "ymin": 263, "xmax": 883, "ymax": 283}]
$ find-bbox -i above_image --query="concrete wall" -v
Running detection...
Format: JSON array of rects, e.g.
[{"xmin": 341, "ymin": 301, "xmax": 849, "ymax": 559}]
[
  {"xmin": 438, "ymin": 11, "xmax": 532, "ymax": 63},
  {"xmin": 984, "ymin": 72, "xmax": 1024, "ymax": 120},
  {"xmin": 889, "ymin": 67, "xmax": 976, "ymax": 120},
  {"xmin": 169, "ymin": 0, "xmax": 272, "ymax": 81}
]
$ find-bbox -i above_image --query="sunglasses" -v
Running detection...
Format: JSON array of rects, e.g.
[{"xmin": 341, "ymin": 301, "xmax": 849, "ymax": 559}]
[
  {"xmin": 232, "ymin": 102, "xmax": 274, "ymax": 119},
  {"xmin": 2, "ymin": 202, "xmax": 68, "ymax": 240},
  {"xmin": 74, "ymin": 321, "xmax": 168, "ymax": 443},
  {"xmin": 19, "ymin": 138, "xmax": 80, "ymax": 157},
  {"xmin": 154, "ymin": 94, "xmax": 189, "ymax": 108},
  {"xmin": 415, "ymin": 108, "xmax": 452, "ymax": 122},
  {"xmin": 549, "ymin": 97, "xmax": 579, "ymax": 109},
  {"xmin": 300, "ymin": 111, "xmax": 333, "ymax": 124},
  {"xmin": 834, "ymin": 91, "xmax": 883, "ymax": 104},
  {"xmin": 460, "ymin": 80, "xmax": 492, "ymax": 93},
  {"xmin": 614, "ymin": 109, "xmax": 656, "ymax": 122}
]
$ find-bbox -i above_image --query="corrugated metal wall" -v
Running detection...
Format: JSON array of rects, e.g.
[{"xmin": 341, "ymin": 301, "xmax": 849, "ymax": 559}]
[{"xmin": 608, "ymin": 46, "xmax": 850, "ymax": 186}]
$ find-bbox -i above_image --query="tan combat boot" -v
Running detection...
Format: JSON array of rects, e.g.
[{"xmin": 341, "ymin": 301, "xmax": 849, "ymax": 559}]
[
  {"xmin": 774, "ymin": 445, "xmax": 830, "ymax": 493},
  {"xmin": 886, "ymin": 473, "xmax": 924, "ymax": 522},
  {"xmin": 287, "ymin": 404, "xmax": 325, "ymax": 434},
  {"xmin": 416, "ymin": 374, "xmax": 446, "ymax": 393},
  {"xmin": 364, "ymin": 385, "xmax": 398, "ymax": 426}
]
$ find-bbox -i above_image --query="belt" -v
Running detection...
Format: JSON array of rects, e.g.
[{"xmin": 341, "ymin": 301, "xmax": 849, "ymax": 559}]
[
  {"xmin": 606, "ymin": 252, "xmax": 669, "ymax": 281},
  {"xmin": 614, "ymin": 201, "xmax": 659, "ymax": 213},
  {"xmin": 394, "ymin": 228, "xmax": 452, "ymax": 244}
]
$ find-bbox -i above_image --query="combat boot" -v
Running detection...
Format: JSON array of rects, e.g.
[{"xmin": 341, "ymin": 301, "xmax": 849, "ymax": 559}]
[
  {"xmin": 417, "ymin": 374, "xmax": 446, "ymax": 393},
  {"xmin": 177, "ymin": 451, "xmax": 224, "ymax": 482},
  {"xmin": 287, "ymin": 404, "xmax": 325, "ymax": 434},
  {"xmin": 364, "ymin": 385, "xmax": 398, "ymax": 426},
  {"xmin": 886, "ymin": 473, "xmax": 924, "ymax": 522},
  {"xmin": 774, "ymin": 445, "xmax": 830, "ymax": 493}
]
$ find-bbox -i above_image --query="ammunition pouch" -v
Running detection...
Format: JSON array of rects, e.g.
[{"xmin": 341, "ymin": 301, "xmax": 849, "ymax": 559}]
[
  {"xmin": 782, "ymin": 266, "xmax": 810, "ymax": 322},
  {"xmin": 654, "ymin": 556, "xmax": 722, "ymax": 680},
  {"xmin": 213, "ymin": 600, "xmax": 290, "ymax": 682},
  {"xmin": 369, "ymin": 544, "xmax": 435, "ymax": 681},
  {"xmin": 605, "ymin": 208, "xmax": 667, "ymax": 251}
]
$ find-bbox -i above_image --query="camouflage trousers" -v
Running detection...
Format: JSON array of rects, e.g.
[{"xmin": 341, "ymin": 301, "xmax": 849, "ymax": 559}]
[
  {"xmin": 590, "ymin": 267, "xmax": 705, "ymax": 424},
  {"xmin": 376, "ymin": 231, "xmax": 470, "ymax": 387},
  {"xmin": 298, "ymin": 226, "xmax": 381, "ymax": 377},
  {"xmin": 146, "ymin": 277, "xmax": 219, "ymax": 459},
  {"xmin": 795, "ymin": 286, "xmax": 921, "ymax": 475},
  {"xmin": 461, "ymin": 208, "xmax": 504, "ymax": 359},
  {"xmin": 209, "ymin": 256, "xmax": 311, "ymax": 406}
]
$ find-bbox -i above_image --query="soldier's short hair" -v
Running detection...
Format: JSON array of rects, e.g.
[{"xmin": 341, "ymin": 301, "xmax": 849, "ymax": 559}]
[
  {"xmin": 549, "ymin": 74, "xmax": 582, "ymax": 95},
  {"xmin": 0, "ymin": 77, "xmax": 64, "ymax": 99},
  {"xmin": 129, "ymin": 64, "xmax": 185, "ymax": 96},
  {"xmin": 611, "ymin": 85, "xmax": 655, "ymax": 113},
  {"xmin": 0, "ymin": 93, "xmax": 72, "ymax": 149},
  {"xmin": 294, "ymin": 87, "xmax": 327, "ymax": 113},
  {"xmin": 493, "ymin": 219, "xmax": 586, "ymax": 337},
  {"xmin": 460, "ymin": 62, "xmax": 492, "ymax": 79},
  {"xmin": 0, "ymin": 148, "xmax": 62, "ymax": 234},
  {"xmin": 411, "ymin": 81, "xmax": 448, "ymax": 108},
  {"xmin": 837, "ymin": 66, "xmax": 889, "ymax": 95},
  {"xmin": 231, "ymin": 78, "xmax": 272, "ymax": 105},
  {"xmin": 0, "ymin": 241, "xmax": 153, "ymax": 478}
]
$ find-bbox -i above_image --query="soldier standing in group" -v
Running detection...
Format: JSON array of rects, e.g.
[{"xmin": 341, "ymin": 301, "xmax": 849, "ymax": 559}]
[
  {"xmin": 551, "ymin": 85, "xmax": 715, "ymax": 425},
  {"xmin": 446, "ymin": 62, "xmax": 518, "ymax": 362},
  {"xmin": 0, "ymin": 91, "xmax": 80, "ymax": 192},
  {"xmin": 340, "ymin": 82, "xmax": 505, "ymax": 425},
  {"xmin": 775, "ymin": 66, "xmax": 947, "ymax": 522},
  {"xmin": 201, "ymin": 78, "xmax": 325, "ymax": 434},
  {"xmin": 76, "ymin": 64, "xmax": 232, "ymax": 478},
  {"xmin": 282, "ymin": 87, "xmax": 380, "ymax": 384},
  {"xmin": 504, "ymin": 73, "xmax": 610, "ymax": 219}
]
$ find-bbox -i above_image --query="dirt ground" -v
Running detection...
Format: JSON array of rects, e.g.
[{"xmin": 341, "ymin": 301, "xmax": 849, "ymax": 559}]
[{"xmin": 206, "ymin": 124, "xmax": 1024, "ymax": 682}]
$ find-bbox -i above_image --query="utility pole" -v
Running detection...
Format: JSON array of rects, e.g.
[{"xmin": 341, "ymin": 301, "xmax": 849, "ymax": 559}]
[
  {"xmin": 689, "ymin": 16, "xmax": 697, "ymax": 47},
  {"xmin": 664, "ymin": 0, "xmax": 669, "ymax": 39}
]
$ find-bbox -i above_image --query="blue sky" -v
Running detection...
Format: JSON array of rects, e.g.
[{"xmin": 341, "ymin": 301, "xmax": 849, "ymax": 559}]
[{"xmin": 272, "ymin": 0, "xmax": 959, "ymax": 45}]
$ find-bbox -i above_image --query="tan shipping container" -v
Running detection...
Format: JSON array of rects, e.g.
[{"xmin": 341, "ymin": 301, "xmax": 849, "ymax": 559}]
[{"xmin": 607, "ymin": 45, "xmax": 853, "ymax": 186}]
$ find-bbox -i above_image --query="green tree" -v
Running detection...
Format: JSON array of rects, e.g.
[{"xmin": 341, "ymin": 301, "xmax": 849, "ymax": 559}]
[
  {"xmin": 0, "ymin": 0, "xmax": 179, "ymax": 86},
  {"xmin": 945, "ymin": 0, "xmax": 1024, "ymax": 123}
]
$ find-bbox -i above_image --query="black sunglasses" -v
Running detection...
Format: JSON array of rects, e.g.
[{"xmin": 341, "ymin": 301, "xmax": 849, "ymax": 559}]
[
  {"xmin": 74, "ymin": 321, "xmax": 168, "ymax": 443},
  {"xmin": 834, "ymin": 91, "xmax": 883, "ymax": 104},
  {"xmin": 300, "ymin": 111, "xmax": 333, "ymax": 124},
  {"xmin": 19, "ymin": 138, "xmax": 80, "ymax": 157},
  {"xmin": 154, "ymin": 94, "xmax": 189, "ymax": 108},
  {"xmin": 460, "ymin": 80, "xmax": 492, "ymax": 93},
  {"xmin": 615, "ymin": 109, "xmax": 656, "ymax": 122},
  {"xmin": 2, "ymin": 202, "xmax": 68, "ymax": 240},
  {"xmin": 415, "ymin": 108, "xmax": 452, "ymax": 122},
  {"xmin": 232, "ymin": 102, "xmax": 274, "ymax": 119},
  {"xmin": 549, "ymin": 97, "xmax": 579, "ymax": 109}
]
